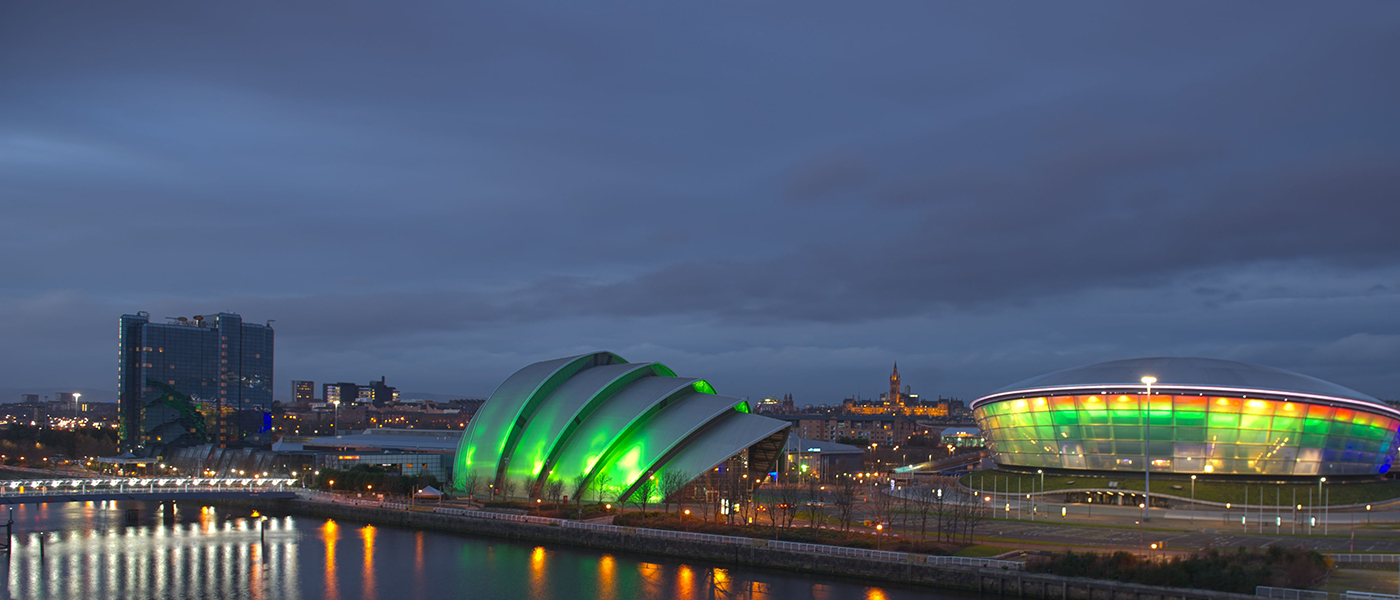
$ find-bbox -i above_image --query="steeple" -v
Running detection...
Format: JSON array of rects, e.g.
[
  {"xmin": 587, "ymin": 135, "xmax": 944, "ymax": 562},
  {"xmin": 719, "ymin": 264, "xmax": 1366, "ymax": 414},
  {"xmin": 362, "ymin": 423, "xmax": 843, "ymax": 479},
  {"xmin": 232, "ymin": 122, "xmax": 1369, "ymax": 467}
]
[{"xmin": 889, "ymin": 362, "xmax": 902, "ymax": 406}]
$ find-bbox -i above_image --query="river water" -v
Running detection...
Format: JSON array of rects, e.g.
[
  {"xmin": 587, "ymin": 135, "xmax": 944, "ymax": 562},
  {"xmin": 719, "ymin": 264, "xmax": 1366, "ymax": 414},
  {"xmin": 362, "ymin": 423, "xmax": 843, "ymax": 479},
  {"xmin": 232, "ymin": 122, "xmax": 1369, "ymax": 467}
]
[{"xmin": 0, "ymin": 501, "xmax": 955, "ymax": 600}]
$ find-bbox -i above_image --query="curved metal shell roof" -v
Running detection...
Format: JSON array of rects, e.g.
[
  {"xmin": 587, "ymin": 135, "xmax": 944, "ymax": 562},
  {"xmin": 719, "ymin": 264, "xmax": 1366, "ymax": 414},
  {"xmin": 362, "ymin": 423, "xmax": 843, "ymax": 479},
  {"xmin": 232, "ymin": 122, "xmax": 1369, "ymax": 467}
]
[
  {"xmin": 452, "ymin": 352, "xmax": 789, "ymax": 502},
  {"xmin": 976, "ymin": 357, "xmax": 1381, "ymax": 409}
]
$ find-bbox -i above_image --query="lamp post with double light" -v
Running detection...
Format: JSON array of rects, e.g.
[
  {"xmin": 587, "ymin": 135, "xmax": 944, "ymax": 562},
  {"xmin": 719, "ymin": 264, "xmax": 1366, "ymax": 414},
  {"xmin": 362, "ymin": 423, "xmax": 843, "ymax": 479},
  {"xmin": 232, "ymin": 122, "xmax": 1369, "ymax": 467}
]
[{"xmin": 1141, "ymin": 376, "xmax": 1156, "ymax": 521}]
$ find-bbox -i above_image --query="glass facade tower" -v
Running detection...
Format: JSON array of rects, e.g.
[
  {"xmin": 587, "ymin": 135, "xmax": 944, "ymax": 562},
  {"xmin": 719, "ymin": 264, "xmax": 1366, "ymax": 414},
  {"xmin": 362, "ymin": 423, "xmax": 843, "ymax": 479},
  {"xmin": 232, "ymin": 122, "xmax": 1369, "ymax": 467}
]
[{"xmin": 117, "ymin": 312, "xmax": 274, "ymax": 452}]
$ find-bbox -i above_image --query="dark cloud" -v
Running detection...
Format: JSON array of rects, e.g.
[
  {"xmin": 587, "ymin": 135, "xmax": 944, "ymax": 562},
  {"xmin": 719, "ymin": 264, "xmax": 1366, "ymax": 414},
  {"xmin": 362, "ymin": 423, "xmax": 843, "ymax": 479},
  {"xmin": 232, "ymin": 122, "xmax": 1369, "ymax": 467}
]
[{"xmin": 2, "ymin": 2, "xmax": 1399, "ymax": 403}]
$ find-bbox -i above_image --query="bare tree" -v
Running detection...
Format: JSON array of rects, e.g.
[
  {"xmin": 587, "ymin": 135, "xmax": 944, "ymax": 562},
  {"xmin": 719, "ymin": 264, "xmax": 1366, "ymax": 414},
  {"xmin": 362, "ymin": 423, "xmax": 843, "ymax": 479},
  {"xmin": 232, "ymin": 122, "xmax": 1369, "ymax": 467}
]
[
  {"xmin": 832, "ymin": 476, "xmax": 858, "ymax": 534},
  {"xmin": 869, "ymin": 485, "xmax": 896, "ymax": 547},
  {"xmin": 776, "ymin": 482, "xmax": 801, "ymax": 530},
  {"xmin": 499, "ymin": 477, "xmax": 517, "ymax": 500},
  {"xmin": 660, "ymin": 470, "xmax": 688, "ymax": 515},
  {"xmin": 545, "ymin": 478, "xmax": 565, "ymax": 505},
  {"xmin": 461, "ymin": 470, "xmax": 482, "ymax": 501},
  {"xmin": 520, "ymin": 477, "xmax": 536, "ymax": 502},
  {"xmin": 570, "ymin": 474, "xmax": 590, "ymax": 516},
  {"xmin": 630, "ymin": 475, "xmax": 656, "ymax": 513},
  {"xmin": 801, "ymin": 475, "xmax": 824, "ymax": 529},
  {"xmin": 594, "ymin": 472, "xmax": 613, "ymax": 504},
  {"xmin": 916, "ymin": 488, "xmax": 934, "ymax": 541}
]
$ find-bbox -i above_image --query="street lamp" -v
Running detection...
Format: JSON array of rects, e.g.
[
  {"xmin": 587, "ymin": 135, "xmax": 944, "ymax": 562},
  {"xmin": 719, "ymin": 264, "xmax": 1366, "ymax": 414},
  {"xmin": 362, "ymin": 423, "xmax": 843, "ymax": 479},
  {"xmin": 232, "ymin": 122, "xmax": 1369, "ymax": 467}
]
[
  {"xmin": 332, "ymin": 399, "xmax": 340, "ymax": 436},
  {"xmin": 1319, "ymin": 477, "xmax": 1327, "ymax": 535},
  {"xmin": 1140, "ymin": 376, "xmax": 1156, "ymax": 521},
  {"xmin": 1190, "ymin": 475, "xmax": 1196, "ymax": 525}
]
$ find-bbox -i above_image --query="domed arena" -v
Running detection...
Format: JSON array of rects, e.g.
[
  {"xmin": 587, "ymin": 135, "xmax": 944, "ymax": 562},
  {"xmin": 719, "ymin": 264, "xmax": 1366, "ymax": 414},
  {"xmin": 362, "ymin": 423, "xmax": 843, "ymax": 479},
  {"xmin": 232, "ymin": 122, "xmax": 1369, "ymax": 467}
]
[
  {"xmin": 971, "ymin": 357, "xmax": 1400, "ymax": 477},
  {"xmin": 453, "ymin": 352, "xmax": 790, "ymax": 502}
]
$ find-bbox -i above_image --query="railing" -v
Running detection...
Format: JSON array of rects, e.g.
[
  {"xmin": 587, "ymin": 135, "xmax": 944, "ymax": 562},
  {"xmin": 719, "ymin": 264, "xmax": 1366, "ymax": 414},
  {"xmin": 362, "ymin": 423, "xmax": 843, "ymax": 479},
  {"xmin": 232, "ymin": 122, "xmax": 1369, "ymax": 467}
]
[
  {"xmin": 1327, "ymin": 554, "xmax": 1400, "ymax": 564},
  {"xmin": 1343, "ymin": 592, "xmax": 1400, "ymax": 600},
  {"xmin": 0, "ymin": 477, "xmax": 296, "ymax": 497},
  {"xmin": 1257, "ymin": 586, "xmax": 1329, "ymax": 600},
  {"xmin": 297, "ymin": 493, "xmax": 1026, "ymax": 570}
]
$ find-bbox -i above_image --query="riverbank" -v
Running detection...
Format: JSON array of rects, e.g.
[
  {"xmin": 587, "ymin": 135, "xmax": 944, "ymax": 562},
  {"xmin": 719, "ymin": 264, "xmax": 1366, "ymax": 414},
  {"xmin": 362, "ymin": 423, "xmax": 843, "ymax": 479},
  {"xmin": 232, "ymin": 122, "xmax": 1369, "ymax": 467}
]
[{"xmin": 230, "ymin": 495, "xmax": 1262, "ymax": 600}]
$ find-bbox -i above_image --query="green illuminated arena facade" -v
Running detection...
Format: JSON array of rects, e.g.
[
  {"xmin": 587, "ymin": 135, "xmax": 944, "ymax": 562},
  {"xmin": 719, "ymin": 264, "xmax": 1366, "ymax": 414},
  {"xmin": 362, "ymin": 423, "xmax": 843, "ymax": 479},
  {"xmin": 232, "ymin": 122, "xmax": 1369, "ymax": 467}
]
[
  {"xmin": 972, "ymin": 358, "xmax": 1400, "ymax": 477},
  {"xmin": 453, "ymin": 352, "xmax": 789, "ymax": 502}
]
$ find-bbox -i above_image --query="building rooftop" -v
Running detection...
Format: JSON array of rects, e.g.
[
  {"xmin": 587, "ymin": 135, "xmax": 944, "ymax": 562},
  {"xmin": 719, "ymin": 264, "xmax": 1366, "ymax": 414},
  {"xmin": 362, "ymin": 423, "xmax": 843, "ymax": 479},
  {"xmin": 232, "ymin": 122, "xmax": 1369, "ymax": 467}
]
[{"xmin": 979, "ymin": 357, "xmax": 1378, "ymax": 406}]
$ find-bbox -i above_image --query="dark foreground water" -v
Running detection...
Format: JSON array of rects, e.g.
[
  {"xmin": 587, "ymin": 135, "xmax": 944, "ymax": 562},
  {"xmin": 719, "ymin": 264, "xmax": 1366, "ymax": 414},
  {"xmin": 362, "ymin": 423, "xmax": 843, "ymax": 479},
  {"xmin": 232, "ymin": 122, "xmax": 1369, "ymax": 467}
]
[{"xmin": 0, "ymin": 501, "xmax": 952, "ymax": 600}]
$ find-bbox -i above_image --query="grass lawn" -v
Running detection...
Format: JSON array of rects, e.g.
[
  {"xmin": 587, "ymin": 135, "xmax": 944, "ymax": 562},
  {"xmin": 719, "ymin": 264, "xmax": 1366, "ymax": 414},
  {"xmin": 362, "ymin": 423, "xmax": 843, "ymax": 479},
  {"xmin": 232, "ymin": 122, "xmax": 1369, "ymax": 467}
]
[
  {"xmin": 1323, "ymin": 569, "xmax": 1400, "ymax": 596},
  {"xmin": 961, "ymin": 471, "xmax": 1400, "ymax": 506},
  {"xmin": 954, "ymin": 544, "xmax": 1012, "ymax": 557}
]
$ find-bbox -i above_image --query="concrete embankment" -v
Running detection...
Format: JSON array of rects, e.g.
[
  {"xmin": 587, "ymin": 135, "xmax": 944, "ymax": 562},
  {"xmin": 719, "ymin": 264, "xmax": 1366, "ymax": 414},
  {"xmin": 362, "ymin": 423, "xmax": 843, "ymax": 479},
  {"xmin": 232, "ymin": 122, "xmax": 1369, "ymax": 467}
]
[{"xmin": 233, "ymin": 497, "xmax": 1258, "ymax": 600}]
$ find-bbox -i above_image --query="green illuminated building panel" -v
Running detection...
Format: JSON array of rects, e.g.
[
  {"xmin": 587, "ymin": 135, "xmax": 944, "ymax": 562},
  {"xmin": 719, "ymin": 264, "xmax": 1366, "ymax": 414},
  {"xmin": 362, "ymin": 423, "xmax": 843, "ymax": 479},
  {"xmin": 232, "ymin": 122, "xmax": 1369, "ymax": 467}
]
[
  {"xmin": 541, "ymin": 376, "xmax": 705, "ymax": 493},
  {"xmin": 502, "ymin": 362, "xmax": 675, "ymax": 493},
  {"xmin": 452, "ymin": 352, "xmax": 625, "ymax": 491},
  {"xmin": 583, "ymin": 392, "xmax": 746, "ymax": 501}
]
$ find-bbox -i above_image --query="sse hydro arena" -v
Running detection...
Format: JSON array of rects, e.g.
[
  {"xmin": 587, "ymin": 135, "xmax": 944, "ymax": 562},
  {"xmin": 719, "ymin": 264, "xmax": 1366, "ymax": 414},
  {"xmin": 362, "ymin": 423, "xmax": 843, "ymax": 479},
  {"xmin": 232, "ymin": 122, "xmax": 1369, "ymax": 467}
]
[{"xmin": 971, "ymin": 358, "xmax": 1400, "ymax": 477}]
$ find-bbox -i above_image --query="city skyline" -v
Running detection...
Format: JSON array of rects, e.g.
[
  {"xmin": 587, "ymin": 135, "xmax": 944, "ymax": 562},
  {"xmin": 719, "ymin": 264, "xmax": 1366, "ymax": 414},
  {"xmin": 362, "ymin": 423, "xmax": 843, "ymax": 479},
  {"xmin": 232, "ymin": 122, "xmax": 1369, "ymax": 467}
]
[{"xmin": 4, "ymin": 3, "xmax": 1400, "ymax": 404}]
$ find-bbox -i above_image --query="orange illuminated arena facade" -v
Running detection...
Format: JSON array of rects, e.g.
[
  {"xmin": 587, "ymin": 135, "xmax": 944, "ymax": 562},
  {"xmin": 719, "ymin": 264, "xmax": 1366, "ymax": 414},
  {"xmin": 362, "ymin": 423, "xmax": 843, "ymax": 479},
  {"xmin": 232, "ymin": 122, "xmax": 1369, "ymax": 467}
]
[{"xmin": 971, "ymin": 358, "xmax": 1400, "ymax": 477}]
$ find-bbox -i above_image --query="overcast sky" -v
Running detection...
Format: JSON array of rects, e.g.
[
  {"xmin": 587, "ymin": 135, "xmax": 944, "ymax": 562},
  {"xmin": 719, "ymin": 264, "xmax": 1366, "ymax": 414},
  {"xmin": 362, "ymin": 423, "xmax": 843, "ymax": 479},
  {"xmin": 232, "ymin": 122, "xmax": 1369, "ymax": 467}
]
[{"xmin": 3, "ymin": 3, "xmax": 1399, "ymax": 404}]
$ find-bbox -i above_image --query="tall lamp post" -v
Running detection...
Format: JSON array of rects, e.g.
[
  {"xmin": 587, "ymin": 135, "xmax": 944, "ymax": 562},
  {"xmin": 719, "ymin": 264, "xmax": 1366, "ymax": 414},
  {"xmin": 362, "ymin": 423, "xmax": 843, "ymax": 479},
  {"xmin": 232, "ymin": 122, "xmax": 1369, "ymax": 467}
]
[
  {"xmin": 1141, "ymin": 376, "xmax": 1156, "ymax": 521},
  {"xmin": 332, "ymin": 399, "xmax": 340, "ymax": 436},
  {"xmin": 1190, "ymin": 474, "xmax": 1196, "ymax": 525},
  {"xmin": 1319, "ymin": 477, "xmax": 1327, "ymax": 535}
]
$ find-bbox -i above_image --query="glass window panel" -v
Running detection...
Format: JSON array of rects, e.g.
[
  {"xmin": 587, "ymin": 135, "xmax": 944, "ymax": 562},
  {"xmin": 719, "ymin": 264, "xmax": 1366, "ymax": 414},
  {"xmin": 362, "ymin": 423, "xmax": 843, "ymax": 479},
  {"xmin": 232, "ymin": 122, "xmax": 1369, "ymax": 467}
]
[
  {"xmin": 1174, "ymin": 395, "xmax": 1208, "ymax": 411},
  {"xmin": 1208, "ymin": 413, "xmax": 1240, "ymax": 429},
  {"xmin": 1056, "ymin": 425, "xmax": 1081, "ymax": 440},
  {"xmin": 1116, "ymin": 441, "xmax": 1144, "ymax": 455},
  {"xmin": 1112, "ymin": 426, "xmax": 1142, "ymax": 440},
  {"xmin": 1148, "ymin": 426, "xmax": 1173, "ymax": 441},
  {"xmin": 1209, "ymin": 429, "xmax": 1238, "ymax": 444},
  {"xmin": 1271, "ymin": 416, "xmax": 1302, "ymax": 432},
  {"xmin": 1148, "ymin": 411, "xmax": 1172, "ymax": 426},
  {"xmin": 1050, "ymin": 396, "xmax": 1076, "ymax": 411},
  {"xmin": 1087, "ymin": 426, "xmax": 1112, "ymax": 439},
  {"xmin": 1307, "ymin": 405, "xmax": 1334, "ymax": 420},
  {"xmin": 1303, "ymin": 418, "xmax": 1331, "ymax": 435},
  {"xmin": 1242, "ymin": 399, "xmax": 1276, "ymax": 416},
  {"xmin": 1085, "ymin": 409, "xmax": 1109, "ymax": 425},
  {"xmin": 1148, "ymin": 441, "xmax": 1173, "ymax": 456},
  {"xmin": 1239, "ymin": 414, "xmax": 1270, "ymax": 430},
  {"xmin": 1176, "ymin": 427, "xmax": 1206, "ymax": 442},
  {"xmin": 1174, "ymin": 442, "xmax": 1206, "ymax": 457},
  {"xmin": 1176, "ymin": 411, "xmax": 1207, "ymax": 427},
  {"xmin": 1212, "ymin": 397, "xmax": 1241, "ymax": 413},
  {"xmin": 1300, "ymin": 433, "xmax": 1327, "ymax": 448},
  {"xmin": 1111, "ymin": 410, "xmax": 1141, "ymax": 425},
  {"xmin": 1112, "ymin": 395, "xmax": 1139, "ymax": 410},
  {"xmin": 1238, "ymin": 430, "xmax": 1268, "ymax": 444},
  {"xmin": 1052, "ymin": 410, "xmax": 1080, "ymax": 426},
  {"xmin": 1029, "ymin": 397, "xmax": 1050, "ymax": 412}
]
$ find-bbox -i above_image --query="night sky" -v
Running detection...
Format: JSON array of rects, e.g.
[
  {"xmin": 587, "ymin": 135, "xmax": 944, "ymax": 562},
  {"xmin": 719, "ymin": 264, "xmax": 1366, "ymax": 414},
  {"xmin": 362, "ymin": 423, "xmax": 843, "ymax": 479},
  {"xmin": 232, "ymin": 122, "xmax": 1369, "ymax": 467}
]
[{"xmin": 4, "ymin": 3, "xmax": 1399, "ymax": 404}]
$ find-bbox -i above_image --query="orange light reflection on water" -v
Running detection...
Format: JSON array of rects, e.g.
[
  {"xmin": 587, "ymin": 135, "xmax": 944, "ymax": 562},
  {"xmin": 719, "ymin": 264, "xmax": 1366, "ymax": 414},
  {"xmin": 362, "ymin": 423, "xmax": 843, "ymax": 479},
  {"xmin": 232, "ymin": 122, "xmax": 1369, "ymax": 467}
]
[
  {"xmin": 362, "ymin": 525, "xmax": 377, "ymax": 600},
  {"xmin": 676, "ymin": 564, "xmax": 694, "ymax": 600},
  {"xmin": 598, "ymin": 554, "xmax": 616, "ymax": 600},
  {"xmin": 529, "ymin": 546, "xmax": 547, "ymax": 599},
  {"xmin": 323, "ymin": 520, "xmax": 340, "ymax": 600}
]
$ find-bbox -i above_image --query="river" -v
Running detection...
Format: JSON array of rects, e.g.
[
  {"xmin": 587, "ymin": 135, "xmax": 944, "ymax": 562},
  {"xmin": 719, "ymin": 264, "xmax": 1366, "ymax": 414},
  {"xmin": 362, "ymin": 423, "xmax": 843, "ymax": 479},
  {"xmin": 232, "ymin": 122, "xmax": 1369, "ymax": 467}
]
[{"xmin": 0, "ymin": 501, "xmax": 957, "ymax": 599}]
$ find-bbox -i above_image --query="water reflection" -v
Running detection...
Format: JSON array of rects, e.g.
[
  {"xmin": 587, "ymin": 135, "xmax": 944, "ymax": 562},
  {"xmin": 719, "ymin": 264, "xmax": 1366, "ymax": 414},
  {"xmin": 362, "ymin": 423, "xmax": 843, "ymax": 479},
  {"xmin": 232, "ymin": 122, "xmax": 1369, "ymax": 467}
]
[{"xmin": 2, "ymin": 502, "xmax": 951, "ymax": 600}]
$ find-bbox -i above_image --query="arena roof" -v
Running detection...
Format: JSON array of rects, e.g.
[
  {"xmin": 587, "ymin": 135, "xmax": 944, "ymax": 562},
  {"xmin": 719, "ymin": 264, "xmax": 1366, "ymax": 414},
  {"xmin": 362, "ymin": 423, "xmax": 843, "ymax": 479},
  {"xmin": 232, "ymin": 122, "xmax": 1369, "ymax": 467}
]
[{"xmin": 976, "ymin": 357, "xmax": 1381, "ymax": 408}]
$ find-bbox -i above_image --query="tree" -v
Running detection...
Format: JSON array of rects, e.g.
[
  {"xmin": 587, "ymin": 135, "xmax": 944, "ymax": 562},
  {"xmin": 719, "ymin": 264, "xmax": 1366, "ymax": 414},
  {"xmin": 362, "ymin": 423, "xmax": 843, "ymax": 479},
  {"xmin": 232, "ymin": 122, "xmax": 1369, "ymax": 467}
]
[
  {"xmin": 499, "ymin": 477, "xmax": 517, "ymax": 500},
  {"xmin": 801, "ymin": 475, "xmax": 825, "ymax": 529},
  {"xmin": 832, "ymin": 476, "xmax": 858, "ymax": 534},
  {"xmin": 776, "ymin": 481, "xmax": 801, "ymax": 530},
  {"xmin": 545, "ymin": 478, "xmax": 565, "ymax": 505},
  {"xmin": 630, "ymin": 474, "xmax": 656, "ymax": 512},
  {"xmin": 594, "ymin": 472, "xmax": 613, "ymax": 504},
  {"xmin": 570, "ymin": 474, "xmax": 590, "ymax": 515},
  {"xmin": 916, "ymin": 487, "xmax": 935, "ymax": 541},
  {"xmin": 461, "ymin": 470, "xmax": 482, "ymax": 500},
  {"xmin": 660, "ymin": 470, "xmax": 688, "ymax": 515}
]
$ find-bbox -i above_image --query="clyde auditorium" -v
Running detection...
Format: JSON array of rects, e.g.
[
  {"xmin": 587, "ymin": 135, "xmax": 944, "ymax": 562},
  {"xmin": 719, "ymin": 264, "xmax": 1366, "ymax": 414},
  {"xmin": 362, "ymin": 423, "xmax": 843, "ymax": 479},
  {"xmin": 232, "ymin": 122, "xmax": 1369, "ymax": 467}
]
[
  {"xmin": 454, "ymin": 352, "xmax": 789, "ymax": 501},
  {"xmin": 972, "ymin": 357, "xmax": 1400, "ymax": 477}
]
